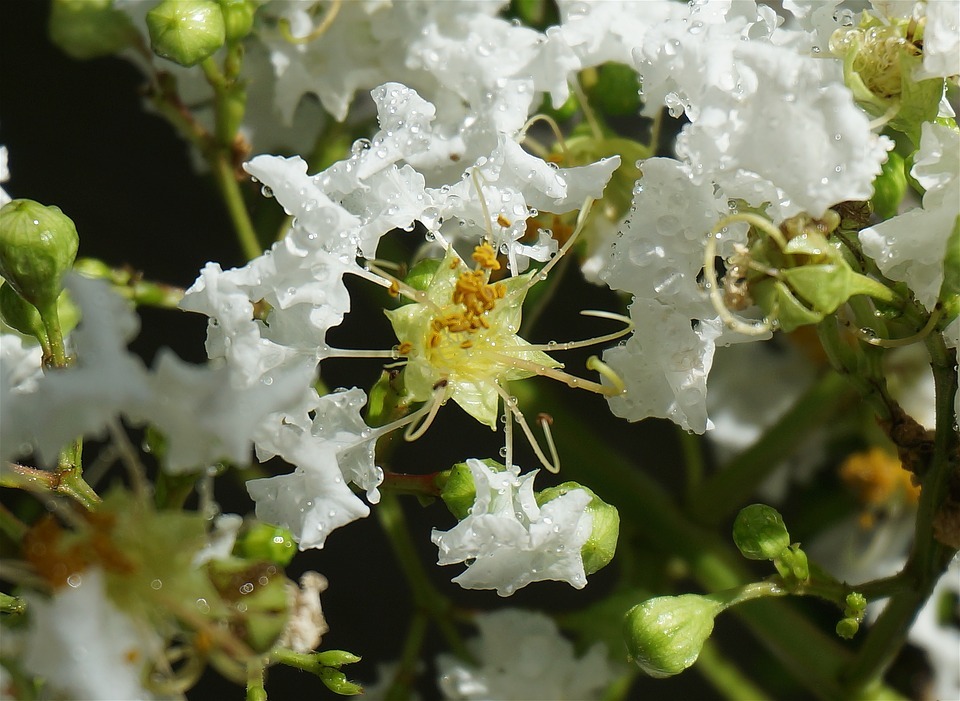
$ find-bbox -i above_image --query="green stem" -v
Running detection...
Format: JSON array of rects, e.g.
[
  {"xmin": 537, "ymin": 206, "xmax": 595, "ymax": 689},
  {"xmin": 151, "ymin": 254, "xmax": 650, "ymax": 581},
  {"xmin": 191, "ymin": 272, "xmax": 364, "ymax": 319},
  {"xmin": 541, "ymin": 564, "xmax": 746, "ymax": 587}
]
[
  {"xmin": 37, "ymin": 300, "xmax": 66, "ymax": 368},
  {"xmin": 380, "ymin": 471, "xmax": 442, "ymax": 498},
  {"xmin": 695, "ymin": 639, "xmax": 772, "ymax": 701},
  {"xmin": 687, "ymin": 371, "xmax": 854, "ymax": 525},
  {"xmin": 375, "ymin": 492, "xmax": 472, "ymax": 662},
  {"xmin": 678, "ymin": 427, "xmax": 705, "ymax": 504},
  {"xmin": 211, "ymin": 151, "xmax": 262, "ymax": 261},
  {"xmin": 0, "ymin": 501, "xmax": 28, "ymax": 541},
  {"xmin": 840, "ymin": 334, "xmax": 959, "ymax": 694},
  {"xmin": 385, "ymin": 611, "xmax": 429, "ymax": 701},
  {"xmin": 2, "ymin": 460, "xmax": 100, "ymax": 511},
  {"xmin": 246, "ymin": 659, "xmax": 268, "ymax": 701}
]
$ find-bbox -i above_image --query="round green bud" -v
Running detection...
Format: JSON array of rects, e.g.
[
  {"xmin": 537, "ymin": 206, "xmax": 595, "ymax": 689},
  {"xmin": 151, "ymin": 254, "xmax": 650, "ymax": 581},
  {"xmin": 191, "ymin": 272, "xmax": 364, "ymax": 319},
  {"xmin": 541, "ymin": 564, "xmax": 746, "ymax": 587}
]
[
  {"xmin": 319, "ymin": 667, "xmax": 364, "ymax": 696},
  {"xmin": 439, "ymin": 459, "xmax": 504, "ymax": 520},
  {"xmin": 146, "ymin": 0, "xmax": 226, "ymax": 67},
  {"xmin": 624, "ymin": 594, "xmax": 724, "ymax": 678},
  {"xmin": 836, "ymin": 617, "xmax": 860, "ymax": 640},
  {"xmin": 0, "ymin": 283, "xmax": 79, "ymax": 344},
  {"xmin": 49, "ymin": 0, "xmax": 136, "ymax": 59},
  {"xmin": 871, "ymin": 151, "xmax": 908, "ymax": 220},
  {"xmin": 315, "ymin": 649, "xmax": 362, "ymax": 668},
  {"xmin": 845, "ymin": 592, "xmax": 868, "ymax": 617},
  {"xmin": 219, "ymin": 0, "xmax": 256, "ymax": 42},
  {"xmin": 733, "ymin": 504, "xmax": 791, "ymax": 561},
  {"xmin": 0, "ymin": 199, "xmax": 79, "ymax": 310},
  {"xmin": 538, "ymin": 482, "xmax": 619, "ymax": 575},
  {"xmin": 592, "ymin": 62, "xmax": 642, "ymax": 116},
  {"xmin": 234, "ymin": 522, "xmax": 297, "ymax": 566}
]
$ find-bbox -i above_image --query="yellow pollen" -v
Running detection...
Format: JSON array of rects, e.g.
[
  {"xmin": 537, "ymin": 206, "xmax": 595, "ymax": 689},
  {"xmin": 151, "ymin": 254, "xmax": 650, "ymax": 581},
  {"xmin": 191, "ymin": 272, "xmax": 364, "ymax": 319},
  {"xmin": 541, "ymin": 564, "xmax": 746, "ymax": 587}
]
[
  {"xmin": 839, "ymin": 448, "xmax": 920, "ymax": 528},
  {"xmin": 471, "ymin": 243, "xmax": 501, "ymax": 271}
]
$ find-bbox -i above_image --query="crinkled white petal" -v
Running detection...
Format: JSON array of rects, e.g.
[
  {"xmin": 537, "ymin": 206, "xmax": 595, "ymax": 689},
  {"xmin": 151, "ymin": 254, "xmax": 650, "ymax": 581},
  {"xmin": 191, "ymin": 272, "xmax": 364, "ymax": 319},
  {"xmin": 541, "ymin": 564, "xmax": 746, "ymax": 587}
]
[
  {"xmin": 193, "ymin": 513, "xmax": 244, "ymax": 566},
  {"xmin": 431, "ymin": 460, "xmax": 592, "ymax": 596},
  {"xmin": 147, "ymin": 350, "xmax": 315, "ymax": 474},
  {"xmin": 436, "ymin": 609, "xmax": 613, "ymax": 700},
  {"xmin": 603, "ymin": 302, "xmax": 724, "ymax": 434},
  {"xmin": 5, "ymin": 276, "xmax": 151, "ymax": 465},
  {"xmin": 22, "ymin": 569, "xmax": 161, "ymax": 701},
  {"xmin": 919, "ymin": 0, "xmax": 960, "ymax": 79}
]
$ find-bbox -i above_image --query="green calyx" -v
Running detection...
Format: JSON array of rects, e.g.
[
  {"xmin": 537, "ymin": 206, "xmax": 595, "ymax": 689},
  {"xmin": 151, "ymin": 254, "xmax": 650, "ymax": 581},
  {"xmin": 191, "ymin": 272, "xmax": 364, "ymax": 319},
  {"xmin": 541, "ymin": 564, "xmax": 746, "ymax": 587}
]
[
  {"xmin": 733, "ymin": 211, "xmax": 898, "ymax": 333},
  {"xmin": 49, "ymin": 0, "xmax": 137, "ymax": 59},
  {"xmin": 0, "ymin": 283, "xmax": 79, "ymax": 347},
  {"xmin": 538, "ymin": 482, "xmax": 620, "ymax": 575},
  {"xmin": 218, "ymin": 0, "xmax": 257, "ymax": 43},
  {"xmin": 439, "ymin": 459, "xmax": 503, "ymax": 520},
  {"xmin": 0, "ymin": 199, "xmax": 79, "ymax": 310},
  {"xmin": 624, "ymin": 593, "xmax": 725, "ymax": 678},
  {"xmin": 147, "ymin": 0, "xmax": 226, "ymax": 67}
]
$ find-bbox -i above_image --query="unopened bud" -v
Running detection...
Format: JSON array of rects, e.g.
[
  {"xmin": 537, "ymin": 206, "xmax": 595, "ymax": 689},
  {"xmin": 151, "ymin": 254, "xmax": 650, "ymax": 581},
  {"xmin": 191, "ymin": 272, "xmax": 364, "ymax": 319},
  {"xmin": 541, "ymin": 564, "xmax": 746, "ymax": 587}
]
[
  {"xmin": 219, "ymin": 0, "xmax": 256, "ymax": 42},
  {"xmin": 538, "ymin": 482, "xmax": 619, "ymax": 575},
  {"xmin": 872, "ymin": 151, "xmax": 908, "ymax": 219},
  {"xmin": 315, "ymin": 650, "xmax": 362, "ymax": 668},
  {"xmin": 733, "ymin": 504, "xmax": 790, "ymax": 561},
  {"xmin": 49, "ymin": 0, "xmax": 136, "ymax": 59},
  {"xmin": 624, "ymin": 594, "xmax": 725, "ymax": 678},
  {"xmin": 147, "ymin": 0, "xmax": 226, "ymax": 67},
  {"xmin": 234, "ymin": 522, "xmax": 297, "ymax": 567},
  {"xmin": 439, "ymin": 459, "xmax": 502, "ymax": 520},
  {"xmin": 0, "ymin": 199, "xmax": 79, "ymax": 310}
]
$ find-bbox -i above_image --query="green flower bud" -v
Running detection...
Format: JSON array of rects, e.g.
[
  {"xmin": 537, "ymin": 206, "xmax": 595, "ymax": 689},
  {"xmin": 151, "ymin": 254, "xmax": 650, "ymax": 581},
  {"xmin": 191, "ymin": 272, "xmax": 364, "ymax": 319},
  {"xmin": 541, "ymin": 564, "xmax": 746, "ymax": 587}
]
[
  {"xmin": 871, "ymin": 151, "xmax": 908, "ymax": 219},
  {"xmin": 147, "ymin": 0, "xmax": 226, "ymax": 67},
  {"xmin": 592, "ymin": 63, "xmax": 642, "ymax": 116},
  {"xmin": 403, "ymin": 257, "xmax": 442, "ymax": 294},
  {"xmin": 624, "ymin": 594, "xmax": 725, "ymax": 678},
  {"xmin": 319, "ymin": 667, "xmax": 363, "ymax": 696},
  {"xmin": 538, "ymin": 482, "xmax": 619, "ymax": 575},
  {"xmin": 0, "ymin": 283, "xmax": 79, "ymax": 345},
  {"xmin": 206, "ymin": 558, "xmax": 290, "ymax": 653},
  {"xmin": 836, "ymin": 617, "xmax": 860, "ymax": 640},
  {"xmin": 438, "ymin": 460, "xmax": 489, "ymax": 520},
  {"xmin": 0, "ymin": 199, "xmax": 79, "ymax": 310},
  {"xmin": 732, "ymin": 504, "xmax": 790, "ymax": 561},
  {"xmin": 234, "ymin": 522, "xmax": 297, "ymax": 567},
  {"xmin": 845, "ymin": 592, "xmax": 867, "ymax": 618},
  {"xmin": 773, "ymin": 544, "xmax": 810, "ymax": 587},
  {"xmin": 219, "ymin": 0, "xmax": 256, "ymax": 42},
  {"xmin": 49, "ymin": 0, "xmax": 136, "ymax": 59},
  {"xmin": 314, "ymin": 650, "xmax": 362, "ymax": 668}
]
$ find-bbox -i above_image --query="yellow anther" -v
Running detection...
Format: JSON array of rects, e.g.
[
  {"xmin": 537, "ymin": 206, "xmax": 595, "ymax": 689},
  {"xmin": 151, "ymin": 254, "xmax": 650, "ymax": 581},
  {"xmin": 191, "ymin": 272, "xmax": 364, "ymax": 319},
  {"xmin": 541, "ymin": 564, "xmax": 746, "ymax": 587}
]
[
  {"xmin": 472, "ymin": 243, "xmax": 501, "ymax": 271},
  {"xmin": 388, "ymin": 280, "xmax": 400, "ymax": 297},
  {"xmin": 497, "ymin": 214, "xmax": 512, "ymax": 228},
  {"xmin": 460, "ymin": 340, "xmax": 473, "ymax": 349},
  {"xmin": 397, "ymin": 341, "xmax": 413, "ymax": 356}
]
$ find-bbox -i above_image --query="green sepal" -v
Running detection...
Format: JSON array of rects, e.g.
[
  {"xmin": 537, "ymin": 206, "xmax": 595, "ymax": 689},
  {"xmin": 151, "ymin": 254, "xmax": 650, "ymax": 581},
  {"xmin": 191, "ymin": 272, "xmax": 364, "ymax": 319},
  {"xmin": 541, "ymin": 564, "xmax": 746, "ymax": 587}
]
[
  {"xmin": 0, "ymin": 284, "xmax": 79, "ymax": 345},
  {"xmin": 773, "ymin": 545, "xmax": 810, "ymax": 588},
  {"xmin": 49, "ymin": 0, "xmax": 137, "ymax": 59},
  {"xmin": 732, "ymin": 504, "xmax": 790, "ymax": 561},
  {"xmin": 315, "ymin": 650, "xmax": 362, "ymax": 668},
  {"xmin": 403, "ymin": 257, "xmax": 442, "ymax": 294},
  {"xmin": 319, "ymin": 667, "xmax": 363, "ymax": 696},
  {"xmin": 753, "ymin": 279, "xmax": 823, "ymax": 333},
  {"xmin": 887, "ymin": 52, "xmax": 944, "ymax": 145},
  {"xmin": 537, "ymin": 482, "xmax": 619, "ymax": 575},
  {"xmin": 871, "ymin": 151, "xmax": 908, "ymax": 219},
  {"xmin": 364, "ymin": 368, "xmax": 410, "ymax": 428},
  {"xmin": 146, "ymin": 0, "xmax": 226, "ymax": 67},
  {"xmin": 780, "ymin": 264, "xmax": 897, "ymax": 314},
  {"xmin": 439, "ymin": 459, "xmax": 504, "ymax": 520},
  {"xmin": 624, "ymin": 593, "xmax": 725, "ymax": 678}
]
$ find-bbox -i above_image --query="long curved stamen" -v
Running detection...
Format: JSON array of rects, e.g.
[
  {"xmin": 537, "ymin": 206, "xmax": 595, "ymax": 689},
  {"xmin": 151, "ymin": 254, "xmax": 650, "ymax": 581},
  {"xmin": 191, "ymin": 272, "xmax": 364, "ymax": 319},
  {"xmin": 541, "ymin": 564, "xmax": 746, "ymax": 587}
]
[
  {"xmin": 848, "ymin": 306, "xmax": 942, "ymax": 348},
  {"xmin": 703, "ymin": 215, "xmax": 775, "ymax": 336},
  {"xmin": 586, "ymin": 355, "xmax": 625, "ymax": 394},
  {"xmin": 319, "ymin": 346, "xmax": 401, "ymax": 360},
  {"xmin": 471, "ymin": 168, "xmax": 497, "ymax": 244},
  {"xmin": 486, "ymin": 351, "xmax": 619, "ymax": 397},
  {"xmin": 520, "ymin": 114, "xmax": 571, "ymax": 162},
  {"xmin": 520, "ymin": 197, "xmax": 595, "ymax": 296},
  {"xmin": 494, "ymin": 383, "xmax": 560, "ymax": 473},
  {"xmin": 278, "ymin": 0, "xmax": 342, "ymax": 45},
  {"xmin": 502, "ymin": 309, "xmax": 634, "ymax": 353},
  {"xmin": 362, "ymin": 261, "xmax": 442, "ymax": 311},
  {"xmin": 503, "ymin": 399, "xmax": 514, "ymax": 468},
  {"xmin": 402, "ymin": 382, "xmax": 447, "ymax": 442}
]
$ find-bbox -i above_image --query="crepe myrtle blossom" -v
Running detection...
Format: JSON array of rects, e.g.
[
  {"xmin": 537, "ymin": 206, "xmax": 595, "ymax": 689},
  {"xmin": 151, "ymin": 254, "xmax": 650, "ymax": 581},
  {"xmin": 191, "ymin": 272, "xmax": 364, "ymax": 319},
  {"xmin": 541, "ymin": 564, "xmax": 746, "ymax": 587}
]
[
  {"xmin": 431, "ymin": 459, "xmax": 594, "ymax": 596},
  {"xmin": 436, "ymin": 609, "xmax": 614, "ymax": 700}
]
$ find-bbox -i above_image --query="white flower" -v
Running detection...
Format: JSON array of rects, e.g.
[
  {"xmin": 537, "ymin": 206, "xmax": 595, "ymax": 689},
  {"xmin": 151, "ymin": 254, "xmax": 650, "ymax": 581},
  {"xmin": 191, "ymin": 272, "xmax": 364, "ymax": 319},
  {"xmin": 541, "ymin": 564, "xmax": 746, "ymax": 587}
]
[
  {"xmin": 278, "ymin": 571, "xmax": 330, "ymax": 654},
  {"xmin": 146, "ymin": 350, "xmax": 315, "ymax": 474},
  {"xmin": 1, "ymin": 275, "xmax": 151, "ymax": 465},
  {"xmin": 0, "ymin": 145, "xmax": 10, "ymax": 206},
  {"xmin": 246, "ymin": 388, "xmax": 382, "ymax": 550},
  {"xmin": 431, "ymin": 459, "xmax": 593, "ymax": 596},
  {"xmin": 21, "ymin": 568, "xmax": 162, "ymax": 701},
  {"xmin": 860, "ymin": 122, "xmax": 960, "ymax": 309},
  {"xmin": 436, "ymin": 609, "xmax": 613, "ymax": 700},
  {"xmin": 919, "ymin": 0, "xmax": 960, "ymax": 79}
]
